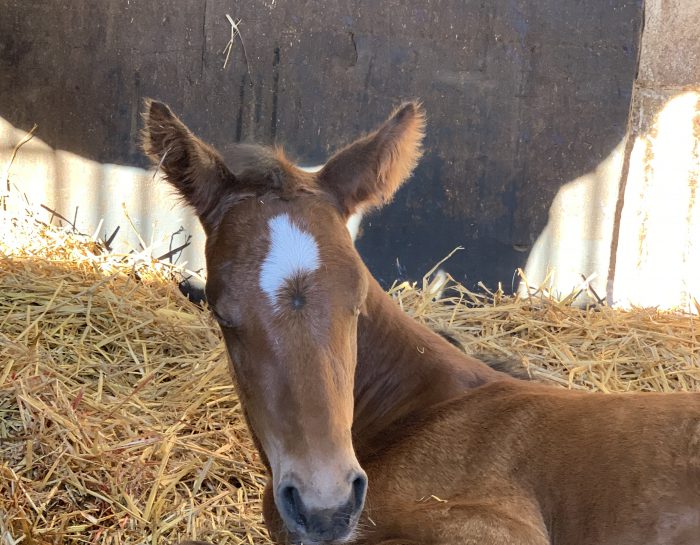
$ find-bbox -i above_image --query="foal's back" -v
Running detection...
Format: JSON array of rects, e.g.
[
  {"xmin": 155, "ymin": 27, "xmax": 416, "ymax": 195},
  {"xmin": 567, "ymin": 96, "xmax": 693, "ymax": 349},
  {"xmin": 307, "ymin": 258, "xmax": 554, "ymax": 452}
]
[{"xmin": 359, "ymin": 381, "xmax": 700, "ymax": 545}]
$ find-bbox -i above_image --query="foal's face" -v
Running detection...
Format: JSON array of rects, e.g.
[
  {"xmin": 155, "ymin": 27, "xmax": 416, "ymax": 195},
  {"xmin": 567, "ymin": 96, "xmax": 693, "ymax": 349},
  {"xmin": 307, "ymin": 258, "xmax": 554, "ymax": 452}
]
[
  {"xmin": 143, "ymin": 99, "xmax": 424, "ymax": 543},
  {"xmin": 207, "ymin": 197, "xmax": 369, "ymax": 541}
]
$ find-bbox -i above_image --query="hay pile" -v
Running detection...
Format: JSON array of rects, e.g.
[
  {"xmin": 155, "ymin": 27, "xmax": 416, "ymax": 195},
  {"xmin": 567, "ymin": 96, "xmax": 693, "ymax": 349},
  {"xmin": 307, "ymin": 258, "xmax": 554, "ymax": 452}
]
[
  {"xmin": 392, "ymin": 277, "xmax": 700, "ymax": 393},
  {"xmin": 1, "ymin": 214, "xmax": 267, "ymax": 545},
  {"xmin": 2, "ymin": 208, "xmax": 699, "ymax": 545}
]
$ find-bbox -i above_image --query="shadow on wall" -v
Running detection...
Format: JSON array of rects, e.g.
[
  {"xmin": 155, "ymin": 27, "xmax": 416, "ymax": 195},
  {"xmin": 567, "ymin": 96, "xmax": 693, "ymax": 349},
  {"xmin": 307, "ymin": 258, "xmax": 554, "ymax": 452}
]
[
  {"xmin": 4, "ymin": 89, "xmax": 697, "ymax": 316},
  {"xmin": 1, "ymin": 94, "xmax": 632, "ymax": 301},
  {"xmin": 520, "ymin": 90, "xmax": 700, "ymax": 313},
  {"xmin": 0, "ymin": 0, "xmax": 643, "ymax": 291}
]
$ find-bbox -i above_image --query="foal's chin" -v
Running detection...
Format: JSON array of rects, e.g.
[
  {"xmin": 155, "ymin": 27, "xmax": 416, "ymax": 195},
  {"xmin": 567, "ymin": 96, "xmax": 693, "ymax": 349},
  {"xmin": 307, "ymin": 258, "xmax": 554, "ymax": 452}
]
[
  {"xmin": 284, "ymin": 520, "xmax": 360, "ymax": 545},
  {"xmin": 268, "ymin": 516, "xmax": 361, "ymax": 545}
]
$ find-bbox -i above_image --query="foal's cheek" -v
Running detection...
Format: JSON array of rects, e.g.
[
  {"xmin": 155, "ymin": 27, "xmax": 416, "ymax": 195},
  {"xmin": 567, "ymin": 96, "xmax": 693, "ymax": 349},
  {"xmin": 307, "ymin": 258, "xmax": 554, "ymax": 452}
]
[
  {"xmin": 222, "ymin": 328, "xmax": 255, "ymax": 376},
  {"xmin": 226, "ymin": 341, "xmax": 242, "ymax": 369}
]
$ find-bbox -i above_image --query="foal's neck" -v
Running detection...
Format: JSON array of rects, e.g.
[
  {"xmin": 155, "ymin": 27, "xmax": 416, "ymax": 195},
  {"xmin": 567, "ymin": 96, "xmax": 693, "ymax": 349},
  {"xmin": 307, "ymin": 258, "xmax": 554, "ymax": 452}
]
[{"xmin": 352, "ymin": 274, "xmax": 502, "ymax": 455}]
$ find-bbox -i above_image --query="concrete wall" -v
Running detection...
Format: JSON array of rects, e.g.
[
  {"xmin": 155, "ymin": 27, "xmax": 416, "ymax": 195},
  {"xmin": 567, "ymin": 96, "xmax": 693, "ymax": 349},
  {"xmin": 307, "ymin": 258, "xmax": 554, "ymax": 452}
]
[
  {"xmin": 519, "ymin": 0, "xmax": 700, "ymax": 312},
  {"xmin": 0, "ymin": 0, "xmax": 643, "ymax": 291},
  {"xmin": 609, "ymin": 0, "xmax": 700, "ymax": 313}
]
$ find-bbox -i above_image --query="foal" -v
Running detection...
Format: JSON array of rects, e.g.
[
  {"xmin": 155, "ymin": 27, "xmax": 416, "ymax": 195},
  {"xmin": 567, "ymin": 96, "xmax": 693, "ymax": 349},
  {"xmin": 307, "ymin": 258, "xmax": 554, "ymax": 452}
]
[{"xmin": 143, "ymin": 100, "xmax": 700, "ymax": 545}]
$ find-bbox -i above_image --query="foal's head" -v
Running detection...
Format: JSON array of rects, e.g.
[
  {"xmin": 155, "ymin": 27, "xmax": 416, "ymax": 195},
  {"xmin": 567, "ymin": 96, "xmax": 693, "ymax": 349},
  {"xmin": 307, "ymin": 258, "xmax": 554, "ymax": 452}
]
[{"xmin": 143, "ymin": 100, "xmax": 425, "ymax": 543}]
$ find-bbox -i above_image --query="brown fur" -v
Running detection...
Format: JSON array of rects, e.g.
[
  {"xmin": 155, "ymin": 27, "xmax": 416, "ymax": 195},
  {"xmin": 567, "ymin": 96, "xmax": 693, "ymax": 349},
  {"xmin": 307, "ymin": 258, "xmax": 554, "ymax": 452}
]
[{"xmin": 143, "ymin": 100, "xmax": 700, "ymax": 545}]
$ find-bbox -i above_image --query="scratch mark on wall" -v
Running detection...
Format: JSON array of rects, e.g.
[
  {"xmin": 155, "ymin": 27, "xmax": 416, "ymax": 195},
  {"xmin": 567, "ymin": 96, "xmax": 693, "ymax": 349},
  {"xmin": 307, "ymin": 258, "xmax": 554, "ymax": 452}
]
[{"xmin": 200, "ymin": 0, "xmax": 207, "ymax": 80}]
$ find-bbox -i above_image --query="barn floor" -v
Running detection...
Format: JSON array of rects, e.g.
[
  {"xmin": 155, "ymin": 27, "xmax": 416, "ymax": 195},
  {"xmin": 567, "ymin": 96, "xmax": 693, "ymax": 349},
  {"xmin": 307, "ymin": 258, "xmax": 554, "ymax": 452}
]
[{"xmin": 1, "ymin": 209, "xmax": 699, "ymax": 545}]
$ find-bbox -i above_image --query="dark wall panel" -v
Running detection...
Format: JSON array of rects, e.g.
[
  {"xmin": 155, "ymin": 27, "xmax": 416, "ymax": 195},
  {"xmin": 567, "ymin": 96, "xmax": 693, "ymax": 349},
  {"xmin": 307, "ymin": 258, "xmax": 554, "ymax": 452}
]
[{"xmin": 0, "ymin": 0, "xmax": 644, "ymax": 288}]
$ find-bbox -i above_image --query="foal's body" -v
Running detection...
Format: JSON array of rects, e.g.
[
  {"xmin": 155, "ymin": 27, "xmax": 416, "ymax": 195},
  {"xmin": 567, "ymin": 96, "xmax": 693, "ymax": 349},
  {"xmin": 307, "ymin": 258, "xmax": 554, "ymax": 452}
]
[
  {"xmin": 360, "ymin": 385, "xmax": 699, "ymax": 545},
  {"xmin": 143, "ymin": 100, "xmax": 700, "ymax": 545},
  {"xmin": 365, "ymin": 386, "xmax": 699, "ymax": 544},
  {"xmin": 265, "ymin": 273, "xmax": 700, "ymax": 545}
]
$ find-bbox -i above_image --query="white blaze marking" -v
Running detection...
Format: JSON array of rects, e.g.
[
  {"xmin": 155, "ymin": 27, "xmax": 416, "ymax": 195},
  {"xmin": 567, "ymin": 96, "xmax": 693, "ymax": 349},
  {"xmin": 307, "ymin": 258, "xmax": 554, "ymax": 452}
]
[{"xmin": 260, "ymin": 214, "xmax": 320, "ymax": 306}]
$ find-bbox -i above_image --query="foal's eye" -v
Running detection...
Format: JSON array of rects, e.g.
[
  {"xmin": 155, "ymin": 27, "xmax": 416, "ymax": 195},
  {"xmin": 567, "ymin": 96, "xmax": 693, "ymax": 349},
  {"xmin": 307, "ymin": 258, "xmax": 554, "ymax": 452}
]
[{"xmin": 211, "ymin": 308, "xmax": 236, "ymax": 329}]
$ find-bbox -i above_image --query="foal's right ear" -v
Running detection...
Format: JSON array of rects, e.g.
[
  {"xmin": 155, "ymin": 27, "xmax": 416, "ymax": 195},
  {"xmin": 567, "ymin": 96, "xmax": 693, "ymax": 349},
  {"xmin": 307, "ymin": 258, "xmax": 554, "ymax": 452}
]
[
  {"xmin": 319, "ymin": 102, "xmax": 426, "ymax": 217},
  {"xmin": 142, "ymin": 99, "xmax": 235, "ymax": 228}
]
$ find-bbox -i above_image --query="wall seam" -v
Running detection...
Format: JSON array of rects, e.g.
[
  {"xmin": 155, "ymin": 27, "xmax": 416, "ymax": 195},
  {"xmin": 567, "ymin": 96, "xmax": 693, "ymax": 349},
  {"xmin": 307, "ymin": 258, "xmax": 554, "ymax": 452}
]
[{"xmin": 606, "ymin": 0, "xmax": 647, "ymax": 304}]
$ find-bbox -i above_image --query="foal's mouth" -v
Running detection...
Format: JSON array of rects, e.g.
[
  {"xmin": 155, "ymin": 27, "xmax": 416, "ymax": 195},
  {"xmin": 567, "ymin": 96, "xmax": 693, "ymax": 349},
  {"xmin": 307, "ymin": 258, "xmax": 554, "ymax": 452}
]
[{"xmin": 279, "ymin": 499, "xmax": 364, "ymax": 545}]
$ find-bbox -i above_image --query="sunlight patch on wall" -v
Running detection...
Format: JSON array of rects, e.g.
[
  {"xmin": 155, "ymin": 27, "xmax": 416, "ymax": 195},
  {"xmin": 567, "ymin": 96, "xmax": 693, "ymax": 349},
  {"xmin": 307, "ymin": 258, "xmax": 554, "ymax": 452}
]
[
  {"xmin": 1, "ymin": 116, "xmax": 205, "ymax": 277},
  {"xmin": 611, "ymin": 91, "xmax": 700, "ymax": 313},
  {"xmin": 519, "ymin": 141, "xmax": 625, "ymax": 304}
]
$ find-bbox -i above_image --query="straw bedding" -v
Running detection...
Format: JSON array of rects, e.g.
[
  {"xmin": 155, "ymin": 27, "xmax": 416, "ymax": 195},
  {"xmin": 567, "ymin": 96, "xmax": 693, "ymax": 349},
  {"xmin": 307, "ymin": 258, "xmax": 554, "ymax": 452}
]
[{"xmin": 2, "ymin": 210, "xmax": 699, "ymax": 545}]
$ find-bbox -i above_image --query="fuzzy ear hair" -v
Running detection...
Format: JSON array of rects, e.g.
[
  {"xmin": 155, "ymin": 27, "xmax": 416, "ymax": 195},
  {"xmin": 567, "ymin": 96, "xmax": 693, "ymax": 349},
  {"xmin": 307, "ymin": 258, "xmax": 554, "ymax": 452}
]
[
  {"xmin": 318, "ymin": 102, "xmax": 426, "ymax": 217},
  {"xmin": 141, "ymin": 99, "xmax": 235, "ymax": 228}
]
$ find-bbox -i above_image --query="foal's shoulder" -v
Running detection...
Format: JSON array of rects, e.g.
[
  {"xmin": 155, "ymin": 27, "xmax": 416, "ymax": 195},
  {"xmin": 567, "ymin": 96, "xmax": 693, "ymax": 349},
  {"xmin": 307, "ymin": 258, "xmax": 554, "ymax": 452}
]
[{"xmin": 425, "ymin": 379, "xmax": 559, "ymax": 430}]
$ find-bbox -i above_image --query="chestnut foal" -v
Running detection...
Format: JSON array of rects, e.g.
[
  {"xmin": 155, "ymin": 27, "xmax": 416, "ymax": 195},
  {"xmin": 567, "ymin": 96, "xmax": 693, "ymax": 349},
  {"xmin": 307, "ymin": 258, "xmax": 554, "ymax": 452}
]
[{"xmin": 143, "ymin": 100, "xmax": 700, "ymax": 545}]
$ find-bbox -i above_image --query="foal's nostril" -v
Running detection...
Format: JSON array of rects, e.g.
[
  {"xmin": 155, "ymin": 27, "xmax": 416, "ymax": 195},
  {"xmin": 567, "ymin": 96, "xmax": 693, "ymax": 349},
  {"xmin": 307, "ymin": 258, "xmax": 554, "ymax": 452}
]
[
  {"xmin": 351, "ymin": 472, "xmax": 368, "ymax": 511},
  {"xmin": 281, "ymin": 485, "xmax": 307, "ymax": 529}
]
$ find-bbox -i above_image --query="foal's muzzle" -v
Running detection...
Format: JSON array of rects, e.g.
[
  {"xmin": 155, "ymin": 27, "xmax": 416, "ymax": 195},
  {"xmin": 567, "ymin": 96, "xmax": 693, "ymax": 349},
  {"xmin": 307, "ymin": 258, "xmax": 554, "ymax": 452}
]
[{"xmin": 277, "ymin": 472, "xmax": 367, "ymax": 542}]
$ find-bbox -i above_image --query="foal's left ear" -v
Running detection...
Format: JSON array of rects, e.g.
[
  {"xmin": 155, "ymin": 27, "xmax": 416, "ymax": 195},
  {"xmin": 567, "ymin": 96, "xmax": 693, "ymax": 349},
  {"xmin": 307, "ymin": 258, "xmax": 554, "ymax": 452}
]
[
  {"xmin": 319, "ymin": 102, "xmax": 426, "ymax": 217},
  {"xmin": 142, "ymin": 99, "xmax": 236, "ymax": 229}
]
